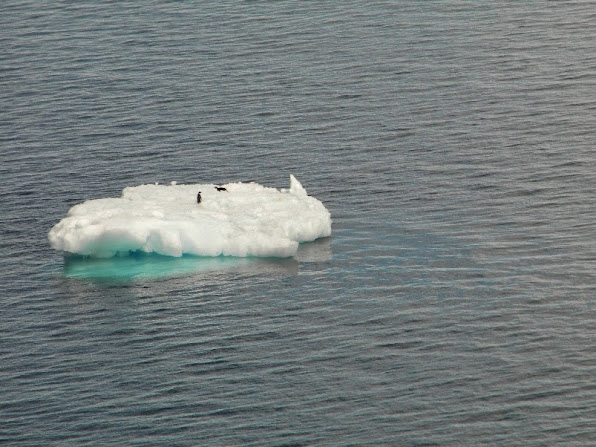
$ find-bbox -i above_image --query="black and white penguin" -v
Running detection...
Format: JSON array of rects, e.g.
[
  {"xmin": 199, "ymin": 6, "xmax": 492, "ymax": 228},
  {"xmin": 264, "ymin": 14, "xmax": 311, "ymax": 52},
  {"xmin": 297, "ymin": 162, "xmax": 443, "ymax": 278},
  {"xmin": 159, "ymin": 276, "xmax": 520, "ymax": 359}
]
[
  {"xmin": 215, "ymin": 186, "xmax": 227, "ymax": 192},
  {"xmin": 197, "ymin": 192, "xmax": 202, "ymax": 204}
]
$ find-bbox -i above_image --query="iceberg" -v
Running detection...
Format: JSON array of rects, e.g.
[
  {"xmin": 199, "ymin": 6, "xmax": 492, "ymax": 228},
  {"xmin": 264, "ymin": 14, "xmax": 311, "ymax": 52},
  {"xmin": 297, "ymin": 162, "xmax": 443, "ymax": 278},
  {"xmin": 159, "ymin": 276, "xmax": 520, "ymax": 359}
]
[{"xmin": 48, "ymin": 175, "xmax": 331, "ymax": 258}]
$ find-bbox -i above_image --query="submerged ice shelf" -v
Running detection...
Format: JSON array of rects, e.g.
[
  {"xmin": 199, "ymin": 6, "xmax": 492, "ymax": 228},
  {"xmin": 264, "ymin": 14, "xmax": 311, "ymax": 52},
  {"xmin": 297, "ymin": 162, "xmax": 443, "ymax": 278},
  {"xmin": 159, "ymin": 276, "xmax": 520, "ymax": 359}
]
[{"xmin": 49, "ymin": 175, "xmax": 331, "ymax": 258}]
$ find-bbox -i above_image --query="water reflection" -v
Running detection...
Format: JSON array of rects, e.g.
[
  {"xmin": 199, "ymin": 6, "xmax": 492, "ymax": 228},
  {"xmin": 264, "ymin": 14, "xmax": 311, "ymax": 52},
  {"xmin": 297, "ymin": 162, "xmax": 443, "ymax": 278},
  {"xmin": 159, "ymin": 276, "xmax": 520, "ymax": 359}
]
[{"xmin": 295, "ymin": 237, "xmax": 332, "ymax": 263}]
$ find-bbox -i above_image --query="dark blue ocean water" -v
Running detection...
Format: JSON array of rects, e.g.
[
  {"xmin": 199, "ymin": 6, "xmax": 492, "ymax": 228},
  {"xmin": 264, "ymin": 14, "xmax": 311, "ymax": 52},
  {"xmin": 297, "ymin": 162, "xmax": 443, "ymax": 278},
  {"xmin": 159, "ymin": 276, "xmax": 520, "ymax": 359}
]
[{"xmin": 1, "ymin": 1, "xmax": 595, "ymax": 445}]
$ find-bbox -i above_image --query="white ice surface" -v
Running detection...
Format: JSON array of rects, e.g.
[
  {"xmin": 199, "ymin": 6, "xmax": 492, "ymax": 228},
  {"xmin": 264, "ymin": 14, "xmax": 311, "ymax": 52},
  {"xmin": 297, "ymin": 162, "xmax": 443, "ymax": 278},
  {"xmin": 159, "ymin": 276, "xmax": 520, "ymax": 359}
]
[{"xmin": 48, "ymin": 175, "xmax": 331, "ymax": 258}]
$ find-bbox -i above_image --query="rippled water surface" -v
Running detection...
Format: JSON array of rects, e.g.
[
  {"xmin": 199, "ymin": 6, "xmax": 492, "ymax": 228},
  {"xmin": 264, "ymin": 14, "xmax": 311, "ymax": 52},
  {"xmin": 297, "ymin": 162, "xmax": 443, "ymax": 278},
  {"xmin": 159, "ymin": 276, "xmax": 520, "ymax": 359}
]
[{"xmin": 1, "ymin": 2, "xmax": 595, "ymax": 445}]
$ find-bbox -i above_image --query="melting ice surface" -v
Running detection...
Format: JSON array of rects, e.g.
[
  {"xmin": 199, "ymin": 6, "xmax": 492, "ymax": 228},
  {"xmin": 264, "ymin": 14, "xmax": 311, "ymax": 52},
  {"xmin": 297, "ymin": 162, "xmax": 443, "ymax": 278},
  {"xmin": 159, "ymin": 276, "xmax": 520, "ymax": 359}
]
[{"xmin": 49, "ymin": 175, "xmax": 331, "ymax": 258}]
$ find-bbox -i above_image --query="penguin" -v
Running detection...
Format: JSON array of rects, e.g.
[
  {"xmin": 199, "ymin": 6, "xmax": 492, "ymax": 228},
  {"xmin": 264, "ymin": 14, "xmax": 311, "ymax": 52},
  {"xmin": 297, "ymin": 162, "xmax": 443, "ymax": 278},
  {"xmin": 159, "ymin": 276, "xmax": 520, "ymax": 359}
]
[
  {"xmin": 197, "ymin": 191, "xmax": 202, "ymax": 204},
  {"xmin": 215, "ymin": 186, "xmax": 227, "ymax": 192}
]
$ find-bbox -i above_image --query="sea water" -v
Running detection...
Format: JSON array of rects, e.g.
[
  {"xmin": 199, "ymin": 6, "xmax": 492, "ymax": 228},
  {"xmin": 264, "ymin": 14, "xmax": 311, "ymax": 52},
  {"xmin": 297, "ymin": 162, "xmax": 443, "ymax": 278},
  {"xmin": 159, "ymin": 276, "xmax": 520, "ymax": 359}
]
[{"xmin": 1, "ymin": 1, "xmax": 594, "ymax": 445}]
